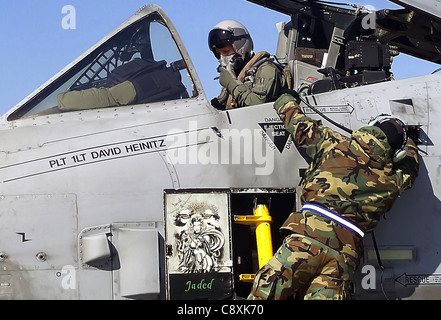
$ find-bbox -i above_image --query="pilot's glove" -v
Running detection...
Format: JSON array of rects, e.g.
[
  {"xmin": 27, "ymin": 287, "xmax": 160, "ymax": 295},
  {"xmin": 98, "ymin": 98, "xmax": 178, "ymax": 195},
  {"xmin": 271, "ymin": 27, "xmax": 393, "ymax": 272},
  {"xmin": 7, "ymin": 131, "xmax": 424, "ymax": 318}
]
[
  {"xmin": 211, "ymin": 97, "xmax": 226, "ymax": 110},
  {"xmin": 218, "ymin": 66, "xmax": 241, "ymax": 93}
]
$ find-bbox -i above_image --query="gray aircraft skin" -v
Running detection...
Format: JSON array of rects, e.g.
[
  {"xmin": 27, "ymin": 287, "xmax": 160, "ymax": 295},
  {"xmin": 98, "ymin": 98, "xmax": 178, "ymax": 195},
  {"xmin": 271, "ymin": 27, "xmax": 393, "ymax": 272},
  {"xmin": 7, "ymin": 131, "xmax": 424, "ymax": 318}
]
[{"xmin": 0, "ymin": 0, "xmax": 440, "ymax": 300}]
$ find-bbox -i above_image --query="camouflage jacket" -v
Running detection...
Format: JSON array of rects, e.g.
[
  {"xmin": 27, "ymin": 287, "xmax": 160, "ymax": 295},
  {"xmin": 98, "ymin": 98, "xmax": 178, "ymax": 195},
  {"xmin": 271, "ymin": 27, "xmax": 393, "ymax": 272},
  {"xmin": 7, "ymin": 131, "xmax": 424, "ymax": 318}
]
[{"xmin": 274, "ymin": 93, "xmax": 419, "ymax": 258}]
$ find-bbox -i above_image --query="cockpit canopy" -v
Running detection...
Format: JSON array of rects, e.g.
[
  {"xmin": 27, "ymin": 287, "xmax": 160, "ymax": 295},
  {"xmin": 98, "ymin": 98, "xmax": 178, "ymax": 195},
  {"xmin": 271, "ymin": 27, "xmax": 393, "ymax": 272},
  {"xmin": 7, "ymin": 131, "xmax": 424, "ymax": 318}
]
[{"xmin": 8, "ymin": 10, "xmax": 197, "ymax": 121}]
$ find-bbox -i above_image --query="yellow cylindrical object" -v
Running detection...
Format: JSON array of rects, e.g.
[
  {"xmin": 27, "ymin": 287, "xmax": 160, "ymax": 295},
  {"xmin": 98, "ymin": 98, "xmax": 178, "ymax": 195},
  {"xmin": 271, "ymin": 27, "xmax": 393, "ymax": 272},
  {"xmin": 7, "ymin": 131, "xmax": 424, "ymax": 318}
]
[{"xmin": 254, "ymin": 204, "xmax": 273, "ymax": 268}]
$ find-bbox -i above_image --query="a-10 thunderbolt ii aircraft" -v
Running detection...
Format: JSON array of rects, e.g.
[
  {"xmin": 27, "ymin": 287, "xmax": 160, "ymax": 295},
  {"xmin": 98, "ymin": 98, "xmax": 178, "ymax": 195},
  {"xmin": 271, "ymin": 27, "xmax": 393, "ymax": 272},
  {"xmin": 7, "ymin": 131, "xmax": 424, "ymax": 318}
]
[{"xmin": 0, "ymin": 0, "xmax": 440, "ymax": 300}]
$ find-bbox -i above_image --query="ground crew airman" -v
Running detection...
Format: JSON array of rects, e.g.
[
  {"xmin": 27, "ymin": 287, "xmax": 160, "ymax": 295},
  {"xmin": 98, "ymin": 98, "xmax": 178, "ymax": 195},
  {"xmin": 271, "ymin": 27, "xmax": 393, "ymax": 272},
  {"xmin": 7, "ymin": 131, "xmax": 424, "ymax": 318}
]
[
  {"xmin": 248, "ymin": 93, "xmax": 419, "ymax": 300},
  {"xmin": 208, "ymin": 20, "xmax": 288, "ymax": 109}
]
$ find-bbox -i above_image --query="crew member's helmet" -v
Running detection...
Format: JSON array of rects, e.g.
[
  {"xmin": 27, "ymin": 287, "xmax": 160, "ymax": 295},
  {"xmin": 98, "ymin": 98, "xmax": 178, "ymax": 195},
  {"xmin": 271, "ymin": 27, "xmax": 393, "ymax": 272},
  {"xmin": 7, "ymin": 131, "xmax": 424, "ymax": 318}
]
[
  {"xmin": 208, "ymin": 20, "xmax": 254, "ymax": 63},
  {"xmin": 369, "ymin": 114, "xmax": 408, "ymax": 162}
]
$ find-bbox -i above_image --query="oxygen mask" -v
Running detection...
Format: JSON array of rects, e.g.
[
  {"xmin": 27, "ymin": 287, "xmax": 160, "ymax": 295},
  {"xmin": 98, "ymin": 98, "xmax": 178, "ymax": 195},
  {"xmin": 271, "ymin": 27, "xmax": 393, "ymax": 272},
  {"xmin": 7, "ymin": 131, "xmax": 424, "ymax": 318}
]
[
  {"xmin": 219, "ymin": 54, "xmax": 238, "ymax": 74},
  {"xmin": 219, "ymin": 53, "xmax": 244, "ymax": 77}
]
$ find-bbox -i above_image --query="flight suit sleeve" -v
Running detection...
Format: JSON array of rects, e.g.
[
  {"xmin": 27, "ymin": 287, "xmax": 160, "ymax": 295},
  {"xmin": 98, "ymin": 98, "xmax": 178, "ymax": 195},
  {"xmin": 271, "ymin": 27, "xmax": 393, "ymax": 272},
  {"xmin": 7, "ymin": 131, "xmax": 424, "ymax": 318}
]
[
  {"xmin": 219, "ymin": 63, "xmax": 281, "ymax": 107},
  {"xmin": 58, "ymin": 80, "xmax": 137, "ymax": 111},
  {"xmin": 395, "ymin": 137, "xmax": 419, "ymax": 193},
  {"xmin": 273, "ymin": 93, "xmax": 327, "ymax": 159}
]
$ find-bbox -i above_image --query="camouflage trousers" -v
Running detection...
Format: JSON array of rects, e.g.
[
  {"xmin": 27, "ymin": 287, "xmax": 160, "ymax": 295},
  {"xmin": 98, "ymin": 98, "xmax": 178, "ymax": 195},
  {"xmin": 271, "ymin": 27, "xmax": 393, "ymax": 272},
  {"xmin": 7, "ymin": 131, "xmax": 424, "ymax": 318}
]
[{"xmin": 248, "ymin": 233, "xmax": 357, "ymax": 300}]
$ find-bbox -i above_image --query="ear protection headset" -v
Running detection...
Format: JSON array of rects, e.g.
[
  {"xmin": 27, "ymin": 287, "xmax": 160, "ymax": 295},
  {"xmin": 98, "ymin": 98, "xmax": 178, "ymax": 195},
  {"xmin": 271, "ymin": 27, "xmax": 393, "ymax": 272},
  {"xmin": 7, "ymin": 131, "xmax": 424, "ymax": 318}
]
[{"xmin": 368, "ymin": 114, "xmax": 408, "ymax": 163}]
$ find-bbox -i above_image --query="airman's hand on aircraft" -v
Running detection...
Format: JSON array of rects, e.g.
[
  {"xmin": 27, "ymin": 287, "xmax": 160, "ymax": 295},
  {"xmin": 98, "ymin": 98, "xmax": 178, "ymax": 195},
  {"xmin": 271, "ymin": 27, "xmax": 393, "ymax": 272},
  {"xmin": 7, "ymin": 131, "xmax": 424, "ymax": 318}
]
[{"xmin": 280, "ymin": 89, "xmax": 302, "ymax": 104}]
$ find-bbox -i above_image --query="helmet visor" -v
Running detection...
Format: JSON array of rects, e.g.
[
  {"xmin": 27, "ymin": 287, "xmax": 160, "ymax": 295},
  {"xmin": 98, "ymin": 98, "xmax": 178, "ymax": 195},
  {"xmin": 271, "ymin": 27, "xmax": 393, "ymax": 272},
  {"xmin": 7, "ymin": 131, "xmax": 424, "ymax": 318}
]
[{"xmin": 208, "ymin": 29, "xmax": 234, "ymax": 58}]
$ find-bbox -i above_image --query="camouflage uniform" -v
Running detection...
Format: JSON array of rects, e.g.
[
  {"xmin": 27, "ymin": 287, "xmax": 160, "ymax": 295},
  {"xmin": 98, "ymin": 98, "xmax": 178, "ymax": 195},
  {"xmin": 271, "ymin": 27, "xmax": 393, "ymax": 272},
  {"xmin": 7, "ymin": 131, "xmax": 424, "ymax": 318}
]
[{"xmin": 249, "ymin": 93, "xmax": 419, "ymax": 300}]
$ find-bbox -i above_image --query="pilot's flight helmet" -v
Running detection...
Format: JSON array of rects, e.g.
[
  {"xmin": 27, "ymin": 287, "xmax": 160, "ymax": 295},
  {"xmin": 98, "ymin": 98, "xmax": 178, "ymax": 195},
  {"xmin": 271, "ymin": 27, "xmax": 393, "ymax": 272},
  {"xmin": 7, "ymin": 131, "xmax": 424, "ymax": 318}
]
[
  {"xmin": 369, "ymin": 114, "xmax": 408, "ymax": 162},
  {"xmin": 208, "ymin": 20, "xmax": 254, "ymax": 63}
]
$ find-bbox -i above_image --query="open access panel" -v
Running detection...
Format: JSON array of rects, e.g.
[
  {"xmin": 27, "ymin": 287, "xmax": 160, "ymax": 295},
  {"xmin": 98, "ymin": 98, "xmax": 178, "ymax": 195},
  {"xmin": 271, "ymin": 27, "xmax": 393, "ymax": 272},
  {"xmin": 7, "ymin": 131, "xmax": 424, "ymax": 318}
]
[{"xmin": 164, "ymin": 188, "xmax": 297, "ymax": 300}]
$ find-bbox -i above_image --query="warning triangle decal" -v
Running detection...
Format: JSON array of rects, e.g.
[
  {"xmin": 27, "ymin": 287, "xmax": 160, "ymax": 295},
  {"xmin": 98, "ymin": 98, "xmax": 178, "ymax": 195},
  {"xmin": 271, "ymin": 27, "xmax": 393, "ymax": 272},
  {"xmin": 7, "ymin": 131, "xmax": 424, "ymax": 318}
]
[{"xmin": 259, "ymin": 122, "xmax": 290, "ymax": 153}]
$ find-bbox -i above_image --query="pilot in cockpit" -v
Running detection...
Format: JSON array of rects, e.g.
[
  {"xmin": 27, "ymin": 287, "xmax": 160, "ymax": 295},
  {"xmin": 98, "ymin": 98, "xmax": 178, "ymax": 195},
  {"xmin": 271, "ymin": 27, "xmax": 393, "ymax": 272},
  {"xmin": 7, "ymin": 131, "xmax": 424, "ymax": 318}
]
[{"xmin": 208, "ymin": 20, "xmax": 289, "ymax": 110}]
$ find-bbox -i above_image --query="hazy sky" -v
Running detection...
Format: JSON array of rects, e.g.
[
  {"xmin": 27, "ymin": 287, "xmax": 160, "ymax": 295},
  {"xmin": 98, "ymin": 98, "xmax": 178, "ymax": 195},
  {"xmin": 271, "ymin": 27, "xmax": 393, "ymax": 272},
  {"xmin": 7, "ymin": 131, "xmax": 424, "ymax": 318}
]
[{"xmin": 0, "ymin": 0, "xmax": 439, "ymax": 115}]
